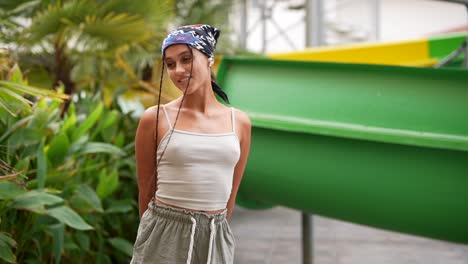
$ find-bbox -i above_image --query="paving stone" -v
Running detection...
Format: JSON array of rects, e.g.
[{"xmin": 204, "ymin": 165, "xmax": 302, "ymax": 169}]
[{"xmin": 230, "ymin": 206, "xmax": 468, "ymax": 264}]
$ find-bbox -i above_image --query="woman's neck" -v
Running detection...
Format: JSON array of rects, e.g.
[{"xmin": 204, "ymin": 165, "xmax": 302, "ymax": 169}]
[{"xmin": 178, "ymin": 85, "xmax": 222, "ymax": 114}]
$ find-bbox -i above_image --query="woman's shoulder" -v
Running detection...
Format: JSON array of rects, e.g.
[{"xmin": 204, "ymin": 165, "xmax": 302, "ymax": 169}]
[
  {"xmin": 232, "ymin": 107, "xmax": 251, "ymax": 130},
  {"xmin": 139, "ymin": 104, "xmax": 168, "ymax": 127}
]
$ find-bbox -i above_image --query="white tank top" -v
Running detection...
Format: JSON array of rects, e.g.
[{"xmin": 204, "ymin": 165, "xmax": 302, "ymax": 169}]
[{"xmin": 155, "ymin": 105, "xmax": 241, "ymax": 211}]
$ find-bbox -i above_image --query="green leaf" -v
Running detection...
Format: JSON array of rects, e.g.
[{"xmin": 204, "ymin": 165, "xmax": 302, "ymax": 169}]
[
  {"xmin": 0, "ymin": 85, "xmax": 33, "ymax": 107},
  {"xmin": 96, "ymin": 170, "xmax": 119, "ymax": 199},
  {"xmin": 100, "ymin": 121, "xmax": 118, "ymax": 142},
  {"xmin": 107, "ymin": 237, "xmax": 133, "ymax": 257},
  {"xmin": 14, "ymin": 157, "xmax": 30, "ymax": 174},
  {"xmin": 0, "ymin": 115, "xmax": 33, "ymax": 143},
  {"xmin": 105, "ymin": 199, "xmax": 132, "ymax": 214},
  {"xmin": 92, "ymin": 110, "xmax": 119, "ymax": 139},
  {"xmin": 63, "ymin": 233, "xmax": 79, "ymax": 250},
  {"xmin": 0, "ymin": 181, "xmax": 25, "ymax": 200},
  {"xmin": 72, "ymin": 142, "xmax": 125, "ymax": 156},
  {"xmin": 47, "ymin": 205, "xmax": 93, "ymax": 231},
  {"xmin": 11, "ymin": 190, "xmax": 63, "ymax": 214},
  {"xmin": 96, "ymin": 253, "xmax": 112, "ymax": 264},
  {"xmin": 0, "ymin": 240, "xmax": 16, "ymax": 263},
  {"xmin": 8, "ymin": 127, "xmax": 47, "ymax": 147},
  {"xmin": 46, "ymin": 132, "xmax": 70, "ymax": 165},
  {"xmin": 0, "ymin": 81, "xmax": 68, "ymax": 100},
  {"xmin": 71, "ymin": 184, "xmax": 103, "ymax": 213},
  {"xmin": 0, "ymin": 233, "xmax": 16, "ymax": 247},
  {"xmin": 72, "ymin": 102, "xmax": 103, "ymax": 141},
  {"xmin": 47, "ymin": 223, "xmax": 64, "ymax": 264},
  {"xmin": 114, "ymin": 131, "xmax": 125, "ymax": 148},
  {"xmin": 61, "ymin": 108, "xmax": 76, "ymax": 135},
  {"xmin": 7, "ymin": 64, "xmax": 25, "ymax": 85},
  {"xmin": 27, "ymin": 107, "xmax": 49, "ymax": 129},
  {"xmin": 37, "ymin": 140, "xmax": 47, "ymax": 189},
  {"xmin": 74, "ymin": 232, "xmax": 90, "ymax": 251}
]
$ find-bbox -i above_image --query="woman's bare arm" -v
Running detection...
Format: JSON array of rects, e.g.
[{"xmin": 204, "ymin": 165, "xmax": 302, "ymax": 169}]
[
  {"xmin": 135, "ymin": 106, "xmax": 161, "ymax": 218},
  {"xmin": 226, "ymin": 109, "xmax": 252, "ymax": 220}
]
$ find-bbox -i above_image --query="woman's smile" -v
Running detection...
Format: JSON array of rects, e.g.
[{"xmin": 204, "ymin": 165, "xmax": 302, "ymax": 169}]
[{"xmin": 177, "ymin": 76, "xmax": 190, "ymax": 84}]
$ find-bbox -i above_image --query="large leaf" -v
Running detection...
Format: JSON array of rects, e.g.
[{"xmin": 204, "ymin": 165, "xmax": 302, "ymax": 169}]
[
  {"xmin": 47, "ymin": 205, "xmax": 93, "ymax": 231},
  {"xmin": 0, "ymin": 233, "xmax": 16, "ymax": 263},
  {"xmin": 107, "ymin": 237, "xmax": 133, "ymax": 257},
  {"xmin": 96, "ymin": 169, "xmax": 119, "ymax": 199},
  {"xmin": 14, "ymin": 157, "xmax": 30, "ymax": 175},
  {"xmin": 81, "ymin": 13, "xmax": 154, "ymax": 49},
  {"xmin": 74, "ymin": 231, "xmax": 90, "ymax": 251},
  {"xmin": 0, "ymin": 115, "xmax": 33, "ymax": 143},
  {"xmin": 8, "ymin": 127, "xmax": 47, "ymax": 147},
  {"xmin": 72, "ymin": 141, "xmax": 125, "ymax": 156},
  {"xmin": 47, "ymin": 223, "xmax": 64, "ymax": 264},
  {"xmin": 46, "ymin": 132, "xmax": 70, "ymax": 165},
  {"xmin": 0, "ymin": 232, "xmax": 16, "ymax": 247},
  {"xmin": 0, "ymin": 81, "xmax": 68, "ymax": 100},
  {"xmin": 0, "ymin": 181, "xmax": 25, "ymax": 200},
  {"xmin": 114, "ymin": 131, "xmax": 125, "ymax": 148},
  {"xmin": 28, "ymin": 1, "xmax": 97, "ymax": 42},
  {"xmin": 91, "ymin": 109, "xmax": 118, "ymax": 139},
  {"xmin": 27, "ymin": 107, "xmax": 49, "ymax": 130},
  {"xmin": 105, "ymin": 199, "xmax": 132, "ymax": 214},
  {"xmin": 7, "ymin": 63, "xmax": 27, "ymax": 85},
  {"xmin": 71, "ymin": 102, "xmax": 103, "ymax": 141},
  {"xmin": 71, "ymin": 184, "xmax": 103, "ymax": 213},
  {"xmin": 60, "ymin": 103, "xmax": 76, "ymax": 135},
  {"xmin": 11, "ymin": 190, "xmax": 63, "ymax": 214}
]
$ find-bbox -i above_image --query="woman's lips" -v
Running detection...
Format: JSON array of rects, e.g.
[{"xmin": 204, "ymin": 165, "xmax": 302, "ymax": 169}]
[{"xmin": 178, "ymin": 77, "xmax": 190, "ymax": 84}]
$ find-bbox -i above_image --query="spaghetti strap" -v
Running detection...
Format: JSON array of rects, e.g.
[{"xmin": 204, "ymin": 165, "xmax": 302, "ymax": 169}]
[
  {"xmin": 161, "ymin": 105, "xmax": 173, "ymax": 129},
  {"xmin": 231, "ymin": 107, "xmax": 236, "ymax": 133}
]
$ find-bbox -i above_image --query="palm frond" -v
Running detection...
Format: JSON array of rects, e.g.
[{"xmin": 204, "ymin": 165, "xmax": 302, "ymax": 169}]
[
  {"xmin": 28, "ymin": 0, "xmax": 97, "ymax": 42},
  {"xmin": 80, "ymin": 13, "xmax": 154, "ymax": 49}
]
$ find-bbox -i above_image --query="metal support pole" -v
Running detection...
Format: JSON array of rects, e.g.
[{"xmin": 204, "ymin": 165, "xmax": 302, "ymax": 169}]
[
  {"xmin": 372, "ymin": 0, "xmax": 381, "ymax": 41},
  {"xmin": 261, "ymin": 0, "xmax": 267, "ymax": 53},
  {"xmin": 302, "ymin": 213, "xmax": 314, "ymax": 264},
  {"xmin": 305, "ymin": 0, "xmax": 324, "ymax": 47},
  {"xmin": 239, "ymin": 0, "xmax": 248, "ymax": 50}
]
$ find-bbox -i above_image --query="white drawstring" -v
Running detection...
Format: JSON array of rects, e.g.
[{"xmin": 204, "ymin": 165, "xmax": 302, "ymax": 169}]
[
  {"xmin": 186, "ymin": 217, "xmax": 217, "ymax": 264},
  {"xmin": 206, "ymin": 218, "xmax": 216, "ymax": 264},
  {"xmin": 186, "ymin": 217, "xmax": 197, "ymax": 264}
]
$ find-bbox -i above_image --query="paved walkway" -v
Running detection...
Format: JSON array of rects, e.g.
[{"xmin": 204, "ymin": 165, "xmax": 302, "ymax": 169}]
[{"xmin": 229, "ymin": 206, "xmax": 468, "ymax": 264}]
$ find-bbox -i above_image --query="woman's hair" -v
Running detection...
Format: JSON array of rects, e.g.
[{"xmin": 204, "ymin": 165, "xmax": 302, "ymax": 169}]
[{"xmin": 210, "ymin": 71, "xmax": 229, "ymax": 104}]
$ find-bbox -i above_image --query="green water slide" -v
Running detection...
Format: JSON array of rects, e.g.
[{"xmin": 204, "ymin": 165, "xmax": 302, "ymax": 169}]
[{"xmin": 217, "ymin": 58, "xmax": 468, "ymax": 244}]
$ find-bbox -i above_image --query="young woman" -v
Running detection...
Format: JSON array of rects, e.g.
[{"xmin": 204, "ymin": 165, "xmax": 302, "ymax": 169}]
[{"xmin": 131, "ymin": 24, "xmax": 251, "ymax": 264}]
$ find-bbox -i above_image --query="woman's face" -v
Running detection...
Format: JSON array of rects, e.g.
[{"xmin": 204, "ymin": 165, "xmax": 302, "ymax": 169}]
[{"xmin": 163, "ymin": 44, "xmax": 211, "ymax": 94}]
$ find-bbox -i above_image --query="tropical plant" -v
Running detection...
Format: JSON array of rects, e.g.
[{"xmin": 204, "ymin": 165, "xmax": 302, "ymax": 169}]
[
  {"xmin": 0, "ymin": 0, "xmax": 177, "ymax": 111},
  {"xmin": 0, "ymin": 48, "xmax": 68, "ymax": 117},
  {"xmin": 0, "ymin": 63, "xmax": 140, "ymax": 263}
]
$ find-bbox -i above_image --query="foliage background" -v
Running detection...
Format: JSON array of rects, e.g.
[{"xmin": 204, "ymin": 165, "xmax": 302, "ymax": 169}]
[{"xmin": 0, "ymin": 0, "xmax": 237, "ymax": 263}]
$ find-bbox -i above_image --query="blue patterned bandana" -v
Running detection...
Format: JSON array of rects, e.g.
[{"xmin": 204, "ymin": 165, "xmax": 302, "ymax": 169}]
[{"xmin": 161, "ymin": 24, "xmax": 220, "ymax": 60}]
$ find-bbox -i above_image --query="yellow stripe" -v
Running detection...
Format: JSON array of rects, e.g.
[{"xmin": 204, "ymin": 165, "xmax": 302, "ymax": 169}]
[{"xmin": 269, "ymin": 38, "xmax": 433, "ymax": 66}]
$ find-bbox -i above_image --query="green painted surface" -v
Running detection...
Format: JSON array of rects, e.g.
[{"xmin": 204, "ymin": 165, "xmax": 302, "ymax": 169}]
[
  {"xmin": 218, "ymin": 57, "xmax": 468, "ymax": 244},
  {"xmin": 429, "ymin": 33, "xmax": 466, "ymax": 58},
  {"xmin": 429, "ymin": 33, "xmax": 467, "ymax": 68}
]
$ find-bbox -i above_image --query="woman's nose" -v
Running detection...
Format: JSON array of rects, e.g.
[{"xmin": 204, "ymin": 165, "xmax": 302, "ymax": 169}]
[{"xmin": 175, "ymin": 63, "xmax": 186, "ymax": 74}]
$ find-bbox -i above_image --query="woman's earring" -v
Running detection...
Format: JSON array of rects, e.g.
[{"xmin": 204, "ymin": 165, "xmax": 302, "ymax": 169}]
[{"xmin": 209, "ymin": 58, "xmax": 214, "ymax": 67}]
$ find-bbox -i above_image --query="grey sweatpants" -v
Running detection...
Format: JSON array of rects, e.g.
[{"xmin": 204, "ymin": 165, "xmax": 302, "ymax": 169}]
[{"xmin": 130, "ymin": 202, "xmax": 236, "ymax": 264}]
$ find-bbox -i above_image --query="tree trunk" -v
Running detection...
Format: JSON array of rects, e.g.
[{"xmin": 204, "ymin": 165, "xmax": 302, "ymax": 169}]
[{"xmin": 54, "ymin": 40, "xmax": 75, "ymax": 117}]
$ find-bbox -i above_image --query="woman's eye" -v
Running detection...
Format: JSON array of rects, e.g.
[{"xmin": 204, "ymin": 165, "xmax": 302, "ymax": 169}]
[
  {"xmin": 182, "ymin": 57, "xmax": 192, "ymax": 63},
  {"xmin": 166, "ymin": 63, "xmax": 174, "ymax": 68}
]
